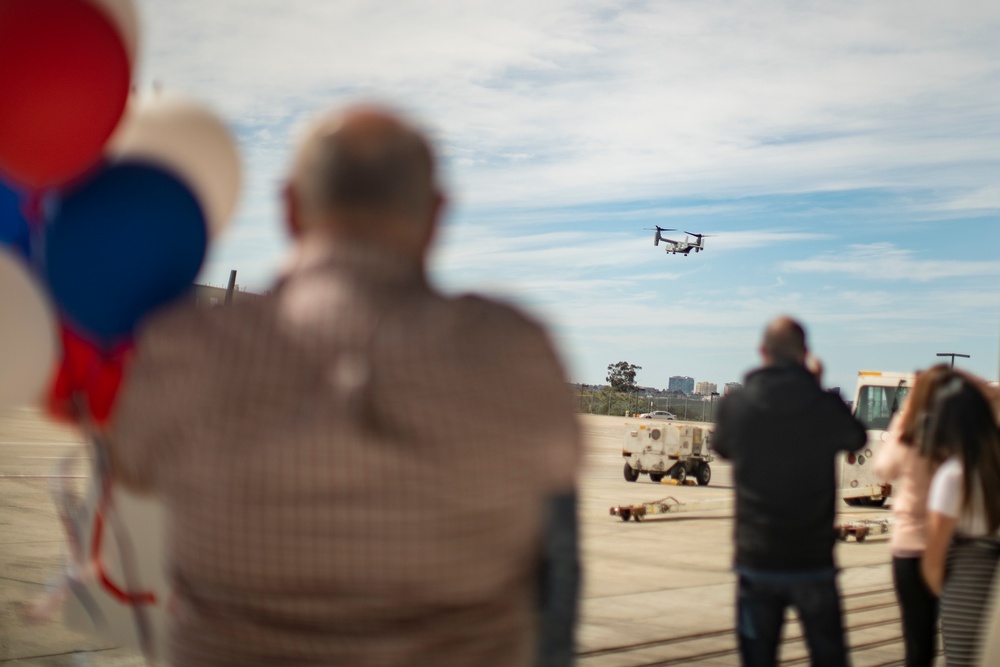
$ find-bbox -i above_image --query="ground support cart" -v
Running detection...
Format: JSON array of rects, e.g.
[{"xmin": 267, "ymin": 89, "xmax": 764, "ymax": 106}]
[
  {"xmin": 609, "ymin": 496, "xmax": 733, "ymax": 522},
  {"xmin": 622, "ymin": 421, "xmax": 714, "ymax": 485},
  {"xmin": 835, "ymin": 518, "xmax": 892, "ymax": 543}
]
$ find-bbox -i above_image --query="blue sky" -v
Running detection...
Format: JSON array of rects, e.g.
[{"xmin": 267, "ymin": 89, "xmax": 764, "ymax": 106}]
[{"xmin": 135, "ymin": 0, "xmax": 1000, "ymax": 395}]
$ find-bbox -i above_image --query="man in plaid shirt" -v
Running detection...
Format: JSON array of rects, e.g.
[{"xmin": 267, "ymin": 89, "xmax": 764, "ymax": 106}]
[{"xmin": 109, "ymin": 107, "xmax": 582, "ymax": 666}]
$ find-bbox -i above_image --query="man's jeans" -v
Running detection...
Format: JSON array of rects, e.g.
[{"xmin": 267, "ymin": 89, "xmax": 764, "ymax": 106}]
[{"xmin": 736, "ymin": 569, "xmax": 849, "ymax": 667}]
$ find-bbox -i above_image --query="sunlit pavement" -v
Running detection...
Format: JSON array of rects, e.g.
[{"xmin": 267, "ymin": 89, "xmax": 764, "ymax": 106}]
[{"xmin": 1, "ymin": 411, "xmax": 903, "ymax": 666}]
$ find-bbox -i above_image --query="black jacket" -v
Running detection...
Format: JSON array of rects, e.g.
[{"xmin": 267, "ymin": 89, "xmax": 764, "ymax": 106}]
[{"xmin": 713, "ymin": 363, "xmax": 866, "ymax": 571}]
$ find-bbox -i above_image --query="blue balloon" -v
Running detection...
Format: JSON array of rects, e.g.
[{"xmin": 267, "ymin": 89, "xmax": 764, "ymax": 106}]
[
  {"xmin": 44, "ymin": 161, "xmax": 208, "ymax": 343},
  {"xmin": 0, "ymin": 178, "xmax": 30, "ymax": 257}
]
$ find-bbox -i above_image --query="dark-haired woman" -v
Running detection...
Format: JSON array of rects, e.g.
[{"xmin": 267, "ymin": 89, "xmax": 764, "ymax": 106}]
[
  {"xmin": 874, "ymin": 365, "xmax": 954, "ymax": 667},
  {"xmin": 922, "ymin": 376, "xmax": 1000, "ymax": 667}
]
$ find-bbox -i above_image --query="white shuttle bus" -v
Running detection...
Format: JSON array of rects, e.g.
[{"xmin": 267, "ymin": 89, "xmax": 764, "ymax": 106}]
[{"xmin": 840, "ymin": 370, "xmax": 915, "ymax": 507}]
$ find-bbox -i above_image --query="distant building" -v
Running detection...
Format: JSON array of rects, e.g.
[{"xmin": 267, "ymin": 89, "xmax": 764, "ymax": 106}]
[
  {"xmin": 724, "ymin": 382, "xmax": 742, "ymax": 395},
  {"xmin": 668, "ymin": 376, "xmax": 695, "ymax": 396},
  {"xmin": 694, "ymin": 381, "xmax": 718, "ymax": 396}
]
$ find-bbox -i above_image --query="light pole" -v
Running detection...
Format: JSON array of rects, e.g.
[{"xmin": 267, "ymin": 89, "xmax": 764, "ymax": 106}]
[
  {"xmin": 936, "ymin": 352, "xmax": 970, "ymax": 368},
  {"xmin": 710, "ymin": 392, "xmax": 720, "ymax": 422}
]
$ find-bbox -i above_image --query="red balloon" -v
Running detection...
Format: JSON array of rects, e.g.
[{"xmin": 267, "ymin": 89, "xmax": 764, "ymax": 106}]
[
  {"xmin": 0, "ymin": 0, "xmax": 131, "ymax": 189},
  {"xmin": 47, "ymin": 325, "xmax": 132, "ymax": 426}
]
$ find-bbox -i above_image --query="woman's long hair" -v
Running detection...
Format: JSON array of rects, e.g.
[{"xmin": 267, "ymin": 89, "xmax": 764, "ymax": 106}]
[
  {"xmin": 898, "ymin": 364, "xmax": 954, "ymax": 446},
  {"xmin": 924, "ymin": 377, "xmax": 1000, "ymax": 533}
]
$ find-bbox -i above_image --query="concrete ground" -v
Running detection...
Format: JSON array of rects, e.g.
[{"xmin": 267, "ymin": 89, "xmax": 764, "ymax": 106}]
[{"xmin": 1, "ymin": 411, "xmax": 909, "ymax": 666}]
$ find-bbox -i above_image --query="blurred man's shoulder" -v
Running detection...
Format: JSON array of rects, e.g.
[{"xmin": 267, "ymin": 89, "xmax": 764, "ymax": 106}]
[
  {"xmin": 137, "ymin": 293, "xmax": 272, "ymax": 347},
  {"xmin": 438, "ymin": 293, "xmax": 565, "ymax": 378},
  {"xmin": 449, "ymin": 293, "xmax": 548, "ymax": 338}
]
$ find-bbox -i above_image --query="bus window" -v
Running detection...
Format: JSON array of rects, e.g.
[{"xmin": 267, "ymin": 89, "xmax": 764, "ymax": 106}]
[{"xmin": 854, "ymin": 385, "xmax": 910, "ymax": 430}]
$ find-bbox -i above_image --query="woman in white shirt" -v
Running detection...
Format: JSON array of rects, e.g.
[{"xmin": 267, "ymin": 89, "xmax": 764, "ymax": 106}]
[{"xmin": 922, "ymin": 376, "xmax": 1000, "ymax": 667}]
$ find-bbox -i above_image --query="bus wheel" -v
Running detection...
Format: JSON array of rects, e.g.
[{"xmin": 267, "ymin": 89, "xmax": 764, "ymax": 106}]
[{"xmin": 624, "ymin": 463, "xmax": 639, "ymax": 482}]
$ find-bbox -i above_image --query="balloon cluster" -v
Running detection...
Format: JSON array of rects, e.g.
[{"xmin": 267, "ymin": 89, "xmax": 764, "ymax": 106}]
[{"xmin": 0, "ymin": 0, "xmax": 241, "ymax": 423}]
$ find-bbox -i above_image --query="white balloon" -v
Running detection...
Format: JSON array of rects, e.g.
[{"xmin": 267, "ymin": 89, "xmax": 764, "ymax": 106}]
[
  {"xmin": 108, "ymin": 92, "xmax": 242, "ymax": 237},
  {"xmin": 87, "ymin": 0, "xmax": 140, "ymax": 65},
  {"xmin": 0, "ymin": 250, "xmax": 58, "ymax": 409}
]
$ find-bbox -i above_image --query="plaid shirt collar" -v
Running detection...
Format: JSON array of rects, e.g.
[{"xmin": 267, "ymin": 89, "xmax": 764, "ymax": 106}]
[{"xmin": 279, "ymin": 234, "xmax": 426, "ymax": 289}]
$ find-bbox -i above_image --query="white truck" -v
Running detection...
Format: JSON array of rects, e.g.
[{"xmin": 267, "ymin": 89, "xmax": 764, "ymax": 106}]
[
  {"xmin": 622, "ymin": 421, "xmax": 714, "ymax": 485},
  {"xmin": 840, "ymin": 370, "xmax": 915, "ymax": 506}
]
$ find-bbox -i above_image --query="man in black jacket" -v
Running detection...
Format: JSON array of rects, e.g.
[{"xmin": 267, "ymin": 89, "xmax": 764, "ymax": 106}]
[{"xmin": 713, "ymin": 316, "xmax": 866, "ymax": 667}]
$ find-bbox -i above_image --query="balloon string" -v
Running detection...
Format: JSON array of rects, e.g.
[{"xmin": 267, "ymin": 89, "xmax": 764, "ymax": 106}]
[
  {"xmin": 21, "ymin": 191, "xmax": 44, "ymax": 227},
  {"xmin": 90, "ymin": 432, "xmax": 156, "ymax": 605},
  {"xmin": 19, "ymin": 190, "xmax": 45, "ymax": 269},
  {"xmin": 76, "ymin": 391, "xmax": 156, "ymax": 608},
  {"xmin": 82, "ymin": 329, "xmax": 132, "ymax": 418},
  {"xmin": 90, "ymin": 490, "xmax": 157, "ymax": 606}
]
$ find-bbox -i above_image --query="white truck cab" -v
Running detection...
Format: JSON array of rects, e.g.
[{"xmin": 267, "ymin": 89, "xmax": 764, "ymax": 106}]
[{"xmin": 840, "ymin": 370, "xmax": 914, "ymax": 506}]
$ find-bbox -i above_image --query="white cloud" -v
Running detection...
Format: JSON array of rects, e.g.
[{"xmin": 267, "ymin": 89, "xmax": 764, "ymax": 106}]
[
  {"xmin": 431, "ymin": 225, "xmax": 829, "ymax": 294},
  {"xmin": 780, "ymin": 243, "xmax": 1000, "ymax": 281},
  {"xmin": 707, "ymin": 230, "xmax": 833, "ymax": 251},
  {"xmin": 936, "ymin": 185, "xmax": 1000, "ymax": 213},
  {"xmin": 136, "ymin": 1, "xmax": 1000, "ymax": 391},
  {"xmin": 135, "ymin": 0, "xmax": 1000, "ymax": 212}
]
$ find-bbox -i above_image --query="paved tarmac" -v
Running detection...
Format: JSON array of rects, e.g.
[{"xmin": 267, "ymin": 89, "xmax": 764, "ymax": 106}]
[{"xmin": 0, "ymin": 410, "xmax": 908, "ymax": 666}]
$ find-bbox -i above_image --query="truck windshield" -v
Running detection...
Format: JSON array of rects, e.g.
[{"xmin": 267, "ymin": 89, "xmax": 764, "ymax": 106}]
[{"xmin": 854, "ymin": 385, "xmax": 911, "ymax": 430}]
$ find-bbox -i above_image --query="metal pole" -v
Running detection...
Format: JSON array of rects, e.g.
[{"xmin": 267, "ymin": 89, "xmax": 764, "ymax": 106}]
[
  {"xmin": 936, "ymin": 352, "xmax": 970, "ymax": 368},
  {"xmin": 224, "ymin": 269, "xmax": 238, "ymax": 306}
]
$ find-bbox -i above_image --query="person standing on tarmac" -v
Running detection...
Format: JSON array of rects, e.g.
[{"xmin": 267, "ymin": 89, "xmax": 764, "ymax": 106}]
[
  {"xmin": 106, "ymin": 106, "xmax": 582, "ymax": 667},
  {"xmin": 713, "ymin": 316, "xmax": 867, "ymax": 667},
  {"xmin": 921, "ymin": 375, "xmax": 1000, "ymax": 667},
  {"xmin": 873, "ymin": 365, "xmax": 952, "ymax": 667}
]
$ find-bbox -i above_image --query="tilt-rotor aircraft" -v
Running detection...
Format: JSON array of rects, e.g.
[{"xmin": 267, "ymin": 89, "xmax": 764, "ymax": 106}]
[{"xmin": 647, "ymin": 226, "xmax": 713, "ymax": 256}]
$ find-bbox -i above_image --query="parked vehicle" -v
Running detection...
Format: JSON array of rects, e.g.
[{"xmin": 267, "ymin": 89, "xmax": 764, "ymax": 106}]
[
  {"xmin": 639, "ymin": 410, "xmax": 677, "ymax": 420},
  {"xmin": 840, "ymin": 370, "xmax": 914, "ymax": 506},
  {"xmin": 622, "ymin": 421, "xmax": 714, "ymax": 485}
]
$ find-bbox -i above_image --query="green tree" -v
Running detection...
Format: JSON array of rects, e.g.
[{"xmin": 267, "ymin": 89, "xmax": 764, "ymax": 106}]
[{"xmin": 606, "ymin": 361, "xmax": 642, "ymax": 393}]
